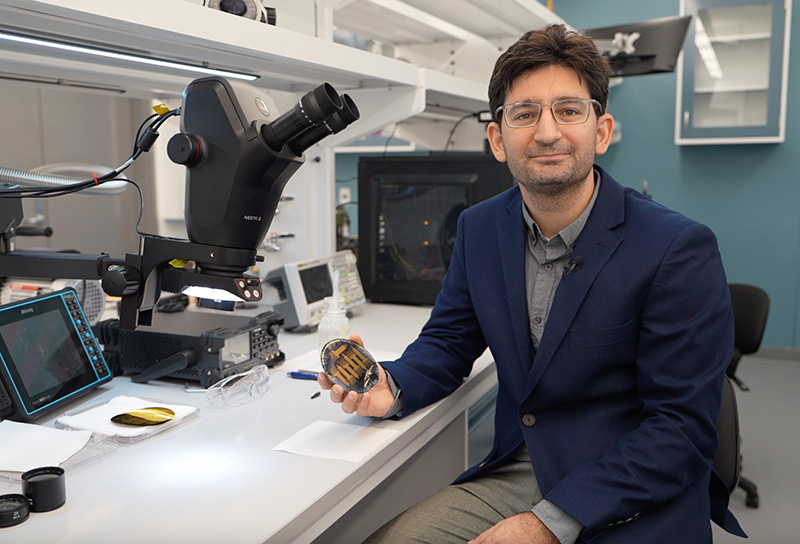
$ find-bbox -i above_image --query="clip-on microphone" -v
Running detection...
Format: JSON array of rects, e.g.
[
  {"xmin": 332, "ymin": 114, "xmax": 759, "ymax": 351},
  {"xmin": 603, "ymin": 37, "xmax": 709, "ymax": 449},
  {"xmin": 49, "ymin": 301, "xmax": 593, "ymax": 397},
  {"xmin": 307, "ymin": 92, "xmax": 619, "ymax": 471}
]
[{"xmin": 563, "ymin": 255, "xmax": 582, "ymax": 278}]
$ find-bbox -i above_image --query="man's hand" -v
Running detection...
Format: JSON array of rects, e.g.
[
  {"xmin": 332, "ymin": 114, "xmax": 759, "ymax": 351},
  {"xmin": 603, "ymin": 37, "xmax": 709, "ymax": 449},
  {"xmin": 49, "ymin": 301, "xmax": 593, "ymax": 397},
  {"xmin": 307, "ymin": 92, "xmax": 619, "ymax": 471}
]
[
  {"xmin": 468, "ymin": 512, "xmax": 559, "ymax": 544},
  {"xmin": 317, "ymin": 333, "xmax": 396, "ymax": 418}
]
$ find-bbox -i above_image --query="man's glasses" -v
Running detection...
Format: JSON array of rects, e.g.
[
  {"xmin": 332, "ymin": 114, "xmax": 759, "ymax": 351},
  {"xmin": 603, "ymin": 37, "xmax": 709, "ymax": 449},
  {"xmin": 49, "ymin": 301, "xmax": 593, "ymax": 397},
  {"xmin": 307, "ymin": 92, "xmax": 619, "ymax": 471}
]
[{"xmin": 496, "ymin": 99, "xmax": 601, "ymax": 128}]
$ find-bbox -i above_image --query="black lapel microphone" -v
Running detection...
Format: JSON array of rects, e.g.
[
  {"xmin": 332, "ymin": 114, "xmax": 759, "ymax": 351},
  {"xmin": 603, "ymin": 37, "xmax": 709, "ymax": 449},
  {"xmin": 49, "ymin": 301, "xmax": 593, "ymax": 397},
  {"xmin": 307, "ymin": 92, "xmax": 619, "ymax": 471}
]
[{"xmin": 562, "ymin": 256, "xmax": 582, "ymax": 278}]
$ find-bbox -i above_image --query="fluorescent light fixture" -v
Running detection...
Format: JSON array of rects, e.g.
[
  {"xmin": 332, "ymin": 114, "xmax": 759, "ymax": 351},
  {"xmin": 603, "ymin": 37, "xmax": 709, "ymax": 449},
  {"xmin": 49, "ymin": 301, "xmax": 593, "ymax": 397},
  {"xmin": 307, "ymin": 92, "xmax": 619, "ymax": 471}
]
[
  {"xmin": 181, "ymin": 286, "xmax": 245, "ymax": 302},
  {"xmin": 366, "ymin": 0, "xmax": 491, "ymax": 45},
  {"xmin": 0, "ymin": 72, "xmax": 127, "ymax": 93},
  {"xmin": 0, "ymin": 30, "xmax": 258, "ymax": 81},
  {"xmin": 694, "ymin": 18, "xmax": 723, "ymax": 80}
]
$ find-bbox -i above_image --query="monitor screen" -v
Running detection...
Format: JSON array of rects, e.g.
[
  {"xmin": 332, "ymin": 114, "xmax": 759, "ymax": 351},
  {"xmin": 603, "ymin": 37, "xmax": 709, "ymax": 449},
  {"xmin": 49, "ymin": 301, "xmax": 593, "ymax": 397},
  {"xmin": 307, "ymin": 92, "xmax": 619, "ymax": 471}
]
[
  {"xmin": 375, "ymin": 176, "xmax": 473, "ymax": 284},
  {"xmin": 0, "ymin": 309, "xmax": 91, "ymax": 405},
  {"xmin": 358, "ymin": 154, "xmax": 515, "ymax": 305},
  {"xmin": 0, "ymin": 289, "xmax": 111, "ymax": 420},
  {"xmin": 584, "ymin": 15, "xmax": 692, "ymax": 77},
  {"xmin": 298, "ymin": 263, "xmax": 333, "ymax": 304}
]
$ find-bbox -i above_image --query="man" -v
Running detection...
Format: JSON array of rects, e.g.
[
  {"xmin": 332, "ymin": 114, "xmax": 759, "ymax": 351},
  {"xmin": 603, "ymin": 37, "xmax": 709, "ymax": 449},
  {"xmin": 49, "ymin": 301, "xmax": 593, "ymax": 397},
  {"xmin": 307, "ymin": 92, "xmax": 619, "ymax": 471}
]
[{"xmin": 320, "ymin": 24, "xmax": 744, "ymax": 543}]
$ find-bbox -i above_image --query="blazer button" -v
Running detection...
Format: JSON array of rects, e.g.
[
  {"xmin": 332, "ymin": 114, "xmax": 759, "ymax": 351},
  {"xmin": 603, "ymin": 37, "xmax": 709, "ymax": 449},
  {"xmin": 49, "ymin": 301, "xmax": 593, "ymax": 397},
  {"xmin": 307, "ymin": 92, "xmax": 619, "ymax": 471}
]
[{"xmin": 522, "ymin": 413, "xmax": 536, "ymax": 427}]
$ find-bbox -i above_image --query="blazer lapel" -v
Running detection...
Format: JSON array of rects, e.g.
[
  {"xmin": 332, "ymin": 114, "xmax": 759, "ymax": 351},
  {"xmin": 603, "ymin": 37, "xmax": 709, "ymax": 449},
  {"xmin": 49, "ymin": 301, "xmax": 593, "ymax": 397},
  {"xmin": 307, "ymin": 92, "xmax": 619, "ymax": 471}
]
[
  {"xmin": 497, "ymin": 192, "xmax": 534, "ymax": 376},
  {"xmin": 525, "ymin": 169, "xmax": 626, "ymax": 392}
]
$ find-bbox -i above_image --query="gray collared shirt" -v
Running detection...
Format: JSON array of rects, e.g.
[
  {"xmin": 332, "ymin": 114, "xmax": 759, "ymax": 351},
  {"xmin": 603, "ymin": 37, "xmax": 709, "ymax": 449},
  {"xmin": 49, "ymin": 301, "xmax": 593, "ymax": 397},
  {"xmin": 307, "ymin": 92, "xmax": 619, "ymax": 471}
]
[
  {"xmin": 522, "ymin": 171, "xmax": 601, "ymax": 352},
  {"xmin": 526, "ymin": 170, "xmax": 601, "ymax": 544}
]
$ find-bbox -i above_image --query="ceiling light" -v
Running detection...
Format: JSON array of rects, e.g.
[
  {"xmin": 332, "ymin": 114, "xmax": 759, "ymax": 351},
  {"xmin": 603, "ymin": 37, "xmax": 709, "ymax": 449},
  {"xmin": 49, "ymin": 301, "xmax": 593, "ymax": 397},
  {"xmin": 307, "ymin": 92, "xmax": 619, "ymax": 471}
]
[{"xmin": 0, "ymin": 30, "xmax": 258, "ymax": 81}]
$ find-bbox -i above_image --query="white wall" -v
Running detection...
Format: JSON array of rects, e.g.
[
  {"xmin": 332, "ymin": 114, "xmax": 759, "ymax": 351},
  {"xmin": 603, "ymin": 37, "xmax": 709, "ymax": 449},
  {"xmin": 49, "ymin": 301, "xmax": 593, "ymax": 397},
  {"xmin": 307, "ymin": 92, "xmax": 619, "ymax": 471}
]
[{"xmin": 0, "ymin": 80, "xmax": 157, "ymax": 259}]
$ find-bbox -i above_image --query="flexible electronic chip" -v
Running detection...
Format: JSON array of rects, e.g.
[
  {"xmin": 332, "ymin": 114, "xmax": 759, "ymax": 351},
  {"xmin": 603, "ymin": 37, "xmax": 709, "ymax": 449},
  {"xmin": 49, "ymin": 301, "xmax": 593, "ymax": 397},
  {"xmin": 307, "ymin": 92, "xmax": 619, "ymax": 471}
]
[
  {"xmin": 111, "ymin": 407, "xmax": 176, "ymax": 426},
  {"xmin": 320, "ymin": 338, "xmax": 379, "ymax": 394}
]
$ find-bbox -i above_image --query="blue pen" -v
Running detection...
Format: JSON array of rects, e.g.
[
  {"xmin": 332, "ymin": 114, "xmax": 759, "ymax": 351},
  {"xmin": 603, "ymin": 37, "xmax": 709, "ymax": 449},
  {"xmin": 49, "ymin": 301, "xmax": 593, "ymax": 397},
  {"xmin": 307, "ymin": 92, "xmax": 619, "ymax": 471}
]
[{"xmin": 288, "ymin": 370, "xmax": 318, "ymax": 380}]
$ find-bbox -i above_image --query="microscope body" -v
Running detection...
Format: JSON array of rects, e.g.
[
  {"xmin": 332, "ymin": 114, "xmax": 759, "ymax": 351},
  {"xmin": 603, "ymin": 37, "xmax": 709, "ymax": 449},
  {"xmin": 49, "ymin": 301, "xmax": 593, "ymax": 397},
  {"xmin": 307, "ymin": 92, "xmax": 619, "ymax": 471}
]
[{"xmin": 173, "ymin": 78, "xmax": 303, "ymax": 265}]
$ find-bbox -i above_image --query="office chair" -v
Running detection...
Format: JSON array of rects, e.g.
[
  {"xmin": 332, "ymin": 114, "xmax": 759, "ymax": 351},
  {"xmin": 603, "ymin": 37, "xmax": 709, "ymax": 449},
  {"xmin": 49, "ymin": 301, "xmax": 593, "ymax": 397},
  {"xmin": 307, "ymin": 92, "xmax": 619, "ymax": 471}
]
[
  {"xmin": 714, "ymin": 376, "xmax": 740, "ymax": 494},
  {"xmin": 727, "ymin": 283, "xmax": 770, "ymax": 508}
]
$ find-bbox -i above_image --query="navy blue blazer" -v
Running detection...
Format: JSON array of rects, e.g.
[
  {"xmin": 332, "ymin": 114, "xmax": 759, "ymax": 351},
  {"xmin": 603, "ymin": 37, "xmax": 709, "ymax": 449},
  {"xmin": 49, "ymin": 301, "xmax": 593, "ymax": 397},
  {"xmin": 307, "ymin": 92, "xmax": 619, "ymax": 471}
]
[{"xmin": 381, "ymin": 166, "xmax": 744, "ymax": 542}]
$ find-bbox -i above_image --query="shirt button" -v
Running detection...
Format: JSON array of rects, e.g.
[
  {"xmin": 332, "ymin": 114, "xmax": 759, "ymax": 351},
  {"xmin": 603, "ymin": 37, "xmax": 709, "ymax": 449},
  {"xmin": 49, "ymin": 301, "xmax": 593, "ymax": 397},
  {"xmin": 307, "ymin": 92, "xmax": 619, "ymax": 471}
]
[
  {"xmin": 544, "ymin": 263, "xmax": 553, "ymax": 271},
  {"xmin": 522, "ymin": 413, "xmax": 536, "ymax": 427},
  {"xmin": 533, "ymin": 316, "xmax": 542, "ymax": 325}
]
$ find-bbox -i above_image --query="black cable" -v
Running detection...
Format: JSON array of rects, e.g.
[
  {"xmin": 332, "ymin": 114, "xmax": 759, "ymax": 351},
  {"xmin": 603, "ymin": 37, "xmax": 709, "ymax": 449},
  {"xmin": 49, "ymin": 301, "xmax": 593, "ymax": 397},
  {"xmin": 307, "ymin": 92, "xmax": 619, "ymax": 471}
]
[
  {"xmin": 381, "ymin": 123, "xmax": 399, "ymax": 157},
  {"xmin": 443, "ymin": 113, "xmax": 477, "ymax": 153},
  {"xmin": 132, "ymin": 112, "xmax": 159, "ymax": 156},
  {"xmin": 0, "ymin": 108, "xmax": 180, "ymax": 200}
]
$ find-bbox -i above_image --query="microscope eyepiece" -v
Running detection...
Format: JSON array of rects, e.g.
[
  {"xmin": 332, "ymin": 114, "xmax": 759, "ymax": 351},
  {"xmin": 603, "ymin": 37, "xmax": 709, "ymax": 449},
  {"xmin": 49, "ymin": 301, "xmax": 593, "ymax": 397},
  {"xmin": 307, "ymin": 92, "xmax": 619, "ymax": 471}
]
[
  {"xmin": 261, "ymin": 82, "xmax": 343, "ymax": 152},
  {"xmin": 286, "ymin": 93, "xmax": 360, "ymax": 155}
]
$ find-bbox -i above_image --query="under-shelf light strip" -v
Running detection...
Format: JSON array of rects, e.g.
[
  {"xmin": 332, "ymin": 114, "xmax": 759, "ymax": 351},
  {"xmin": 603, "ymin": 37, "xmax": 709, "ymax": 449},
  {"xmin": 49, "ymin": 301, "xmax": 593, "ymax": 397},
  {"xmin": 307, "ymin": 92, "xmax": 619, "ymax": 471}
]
[{"xmin": 0, "ymin": 30, "xmax": 258, "ymax": 81}]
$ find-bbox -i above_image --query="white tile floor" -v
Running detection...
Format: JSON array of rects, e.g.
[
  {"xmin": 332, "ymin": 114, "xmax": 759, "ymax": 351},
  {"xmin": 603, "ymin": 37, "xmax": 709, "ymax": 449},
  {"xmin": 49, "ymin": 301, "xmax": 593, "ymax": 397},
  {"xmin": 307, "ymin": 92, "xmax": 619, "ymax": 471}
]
[{"xmin": 712, "ymin": 356, "xmax": 800, "ymax": 544}]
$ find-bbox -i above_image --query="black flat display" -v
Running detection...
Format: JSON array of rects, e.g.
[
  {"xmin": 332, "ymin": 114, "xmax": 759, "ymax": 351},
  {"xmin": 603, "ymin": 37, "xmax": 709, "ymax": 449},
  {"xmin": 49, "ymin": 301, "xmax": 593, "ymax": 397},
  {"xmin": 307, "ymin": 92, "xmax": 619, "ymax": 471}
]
[{"xmin": 0, "ymin": 288, "xmax": 112, "ymax": 422}]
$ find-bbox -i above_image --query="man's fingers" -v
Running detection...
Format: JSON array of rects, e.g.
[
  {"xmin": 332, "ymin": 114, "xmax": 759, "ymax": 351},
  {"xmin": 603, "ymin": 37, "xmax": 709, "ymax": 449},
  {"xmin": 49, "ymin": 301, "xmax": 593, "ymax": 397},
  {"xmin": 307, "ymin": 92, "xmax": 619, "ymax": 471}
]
[
  {"xmin": 328, "ymin": 384, "xmax": 347, "ymax": 403},
  {"xmin": 355, "ymin": 392, "xmax": 372, "ymax": 417},
  {"xmin": 341, "ymin": 390, "xmax": 360, "ymax": 413},
  {"xmin": 318, "ymin": 372, "xmax": 334, "ymax": 390},
  {"xmin": 348, "ymin": 333, "xmax": 364, "ymax": 347}
]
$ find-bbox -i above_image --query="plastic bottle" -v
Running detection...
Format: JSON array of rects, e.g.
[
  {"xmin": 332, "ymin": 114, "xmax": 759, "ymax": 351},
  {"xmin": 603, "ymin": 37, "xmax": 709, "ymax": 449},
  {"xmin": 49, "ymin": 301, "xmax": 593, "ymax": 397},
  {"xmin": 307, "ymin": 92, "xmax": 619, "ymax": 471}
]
[{"xmin": 318, "ymin": 271, "xmax": 350, "ymax": 348}]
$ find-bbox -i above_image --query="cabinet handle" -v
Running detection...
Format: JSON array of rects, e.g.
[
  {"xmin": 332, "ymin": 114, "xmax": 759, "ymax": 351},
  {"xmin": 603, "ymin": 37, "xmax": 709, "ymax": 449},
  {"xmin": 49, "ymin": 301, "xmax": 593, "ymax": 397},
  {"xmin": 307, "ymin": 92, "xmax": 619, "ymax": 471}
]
[{"xmin": 683, "ymin": 111, "xmax": 690, "ymax": 131}]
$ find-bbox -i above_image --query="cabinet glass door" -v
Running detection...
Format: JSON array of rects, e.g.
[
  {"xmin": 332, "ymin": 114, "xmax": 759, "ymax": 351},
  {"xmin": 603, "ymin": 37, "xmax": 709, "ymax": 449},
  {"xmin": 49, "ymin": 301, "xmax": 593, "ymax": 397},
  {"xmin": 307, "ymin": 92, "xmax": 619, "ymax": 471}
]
[{"xmin": 677, "ymin": 0, "xmax": 789, "ymax": 144}]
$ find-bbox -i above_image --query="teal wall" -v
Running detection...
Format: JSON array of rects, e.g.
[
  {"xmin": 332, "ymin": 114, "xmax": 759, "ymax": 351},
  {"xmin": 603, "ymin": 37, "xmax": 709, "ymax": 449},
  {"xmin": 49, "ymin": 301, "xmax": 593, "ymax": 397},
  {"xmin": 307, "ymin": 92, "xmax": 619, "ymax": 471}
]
[{"xmin": 550, "ymin": 1, "xmax": 800, "ymax": 348}]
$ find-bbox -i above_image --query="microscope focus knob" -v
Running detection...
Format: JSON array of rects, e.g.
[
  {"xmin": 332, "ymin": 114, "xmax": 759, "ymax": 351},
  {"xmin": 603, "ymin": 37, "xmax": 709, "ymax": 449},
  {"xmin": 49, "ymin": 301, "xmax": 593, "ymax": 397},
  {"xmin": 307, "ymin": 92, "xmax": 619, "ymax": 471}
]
[
  {"xmin": 167, "ymin": 133, "xmax": 202, "ymax": 166},
  {"xmin": 102, "ymin": 266, "xmax": 141, "ymax": 297}
]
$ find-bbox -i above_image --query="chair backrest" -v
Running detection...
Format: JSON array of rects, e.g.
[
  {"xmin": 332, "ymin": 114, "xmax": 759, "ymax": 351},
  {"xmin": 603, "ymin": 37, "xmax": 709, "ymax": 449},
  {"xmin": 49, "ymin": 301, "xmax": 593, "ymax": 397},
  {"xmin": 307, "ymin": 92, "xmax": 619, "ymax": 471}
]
[
  {"xmin": 729, "ymin": 283, "xmax": 770, "ymax": 356},
  {"xmin": 714, "ymin": 375, "xmax": 741, "ymax": 492}
]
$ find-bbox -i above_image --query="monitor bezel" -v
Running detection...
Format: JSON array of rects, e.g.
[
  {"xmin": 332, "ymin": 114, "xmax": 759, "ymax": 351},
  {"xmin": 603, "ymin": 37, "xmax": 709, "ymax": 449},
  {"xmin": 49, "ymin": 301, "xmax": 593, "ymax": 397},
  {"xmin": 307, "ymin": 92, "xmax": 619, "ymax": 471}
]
[{"xmin": 0, "ymin": 289, "xmax": 111, "ymax": 420}]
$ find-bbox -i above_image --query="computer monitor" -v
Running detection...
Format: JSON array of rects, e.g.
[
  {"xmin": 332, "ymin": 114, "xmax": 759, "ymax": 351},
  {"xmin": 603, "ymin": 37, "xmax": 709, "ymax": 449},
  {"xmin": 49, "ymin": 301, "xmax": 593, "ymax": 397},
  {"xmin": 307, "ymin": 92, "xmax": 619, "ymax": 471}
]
[
  {"xmin": 584, "ymin": 15, "xmax": 692, "ymax": 77},
  {"xmin": 358, "ymin": 154, "xmax": 515, "ymax": 305}
]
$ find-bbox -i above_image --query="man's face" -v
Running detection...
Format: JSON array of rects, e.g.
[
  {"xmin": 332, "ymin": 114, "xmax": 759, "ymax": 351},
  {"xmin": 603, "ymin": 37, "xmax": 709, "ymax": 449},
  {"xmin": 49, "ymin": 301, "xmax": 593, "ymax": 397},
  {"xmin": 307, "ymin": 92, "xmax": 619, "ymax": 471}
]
[{"xmin": 487, "ymin": 65, "xmax": 612, "ymax": 198}]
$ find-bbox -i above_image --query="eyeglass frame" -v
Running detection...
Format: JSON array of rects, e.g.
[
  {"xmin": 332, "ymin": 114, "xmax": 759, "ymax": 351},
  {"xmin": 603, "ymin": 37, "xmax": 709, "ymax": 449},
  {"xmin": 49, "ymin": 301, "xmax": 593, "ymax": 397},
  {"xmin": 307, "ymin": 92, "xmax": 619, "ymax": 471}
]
[
  {"xmin": 495, "ymin": 98, "xmax": 603, "ymax": 128},
  {"xmin": 205, "ymin": 363, "xmax": 270, "ymax": 408}
]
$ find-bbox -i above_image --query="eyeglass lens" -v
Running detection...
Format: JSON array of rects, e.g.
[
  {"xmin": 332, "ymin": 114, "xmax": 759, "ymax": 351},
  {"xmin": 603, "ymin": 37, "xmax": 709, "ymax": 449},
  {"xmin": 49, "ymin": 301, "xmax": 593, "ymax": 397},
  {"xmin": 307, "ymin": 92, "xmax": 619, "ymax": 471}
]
[
  {"xmin": 503, "ymin": 99, "xmax": 594, "ymax": 127},
  {"xmin": 206, "ymin": 365, "xmax": 270, "ymax": 407}
]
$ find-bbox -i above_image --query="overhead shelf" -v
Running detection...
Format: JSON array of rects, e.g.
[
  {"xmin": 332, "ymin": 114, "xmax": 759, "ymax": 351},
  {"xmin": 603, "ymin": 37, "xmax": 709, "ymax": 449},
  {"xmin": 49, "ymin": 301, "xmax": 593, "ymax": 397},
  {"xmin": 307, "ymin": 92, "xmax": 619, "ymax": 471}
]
[
  {"xmin": 333, "ymin": 0, "xmax": 563, "ymax": 46},
  {"xmin": 0, "ymin": 0, "xmax": 564, "ymax": 143},
  {"xmin": 422, "ymin": 69, "xmax": 488, "ymax": 113},
  {"xmin": 0, "ymin": 0, "xmax": 419, "ymax": 99}
]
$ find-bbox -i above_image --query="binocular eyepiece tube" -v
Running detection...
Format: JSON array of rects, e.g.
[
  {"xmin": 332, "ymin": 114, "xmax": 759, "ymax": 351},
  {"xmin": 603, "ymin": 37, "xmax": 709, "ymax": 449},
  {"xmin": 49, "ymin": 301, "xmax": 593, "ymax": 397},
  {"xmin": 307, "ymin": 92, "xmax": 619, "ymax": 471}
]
[
  {"xmin": 286, "ymin": 94, "xmax": 360, "ymax": 156},
  {"xmin": 261, "ymin": 83, "xmax": 343, "ymax": 152}
]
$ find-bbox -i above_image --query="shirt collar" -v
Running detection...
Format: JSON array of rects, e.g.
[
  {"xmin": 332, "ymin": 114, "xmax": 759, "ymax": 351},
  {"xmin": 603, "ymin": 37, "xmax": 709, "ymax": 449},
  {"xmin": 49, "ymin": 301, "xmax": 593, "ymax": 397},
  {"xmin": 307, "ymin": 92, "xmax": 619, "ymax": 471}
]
[{"xmin": 522, "ymin": 168, "xmax": 602, "ymax": 248}]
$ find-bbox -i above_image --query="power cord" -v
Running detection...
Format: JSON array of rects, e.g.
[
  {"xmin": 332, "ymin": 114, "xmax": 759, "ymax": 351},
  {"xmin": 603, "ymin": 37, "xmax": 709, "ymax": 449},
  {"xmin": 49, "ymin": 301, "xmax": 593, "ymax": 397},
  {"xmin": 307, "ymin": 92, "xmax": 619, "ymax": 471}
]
[
  {"xmin": 443, "ymin": 113, "xmax": 479, "ymax": 153},
  {"xmin": 0, "ymin": 106, "xmax": 180, "ymax": 199}
]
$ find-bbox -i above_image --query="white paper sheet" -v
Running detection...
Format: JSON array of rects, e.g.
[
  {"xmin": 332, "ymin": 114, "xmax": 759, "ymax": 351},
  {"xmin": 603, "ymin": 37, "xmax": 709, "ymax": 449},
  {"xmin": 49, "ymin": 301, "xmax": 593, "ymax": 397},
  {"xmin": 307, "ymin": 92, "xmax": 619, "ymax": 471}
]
[
  {"xmin": 55, "ymin": 395, "xmax": 198, "ymax": 439},
  {"xmin": 273, "ymin": 420, "xmax": 397, "ymax": 463},
  {"xmin": 0, "ymin": 420, "xmax": 92, "ymax": 473}
]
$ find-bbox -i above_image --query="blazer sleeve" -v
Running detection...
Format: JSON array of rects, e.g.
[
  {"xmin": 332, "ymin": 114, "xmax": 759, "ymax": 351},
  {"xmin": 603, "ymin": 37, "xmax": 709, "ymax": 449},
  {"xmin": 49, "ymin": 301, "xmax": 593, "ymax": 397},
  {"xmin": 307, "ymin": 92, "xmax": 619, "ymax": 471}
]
[{"xmin": 543, "ymin": 221, "xmax": 734, "ymax": 537}]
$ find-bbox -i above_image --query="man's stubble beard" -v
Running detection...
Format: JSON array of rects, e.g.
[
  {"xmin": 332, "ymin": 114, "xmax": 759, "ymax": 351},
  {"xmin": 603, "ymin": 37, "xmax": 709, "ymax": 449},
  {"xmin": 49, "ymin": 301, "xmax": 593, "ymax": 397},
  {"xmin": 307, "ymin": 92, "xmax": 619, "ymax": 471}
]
[{"xmin": 505, "ymin": 140, "xmax": 596, "ymax": 203}]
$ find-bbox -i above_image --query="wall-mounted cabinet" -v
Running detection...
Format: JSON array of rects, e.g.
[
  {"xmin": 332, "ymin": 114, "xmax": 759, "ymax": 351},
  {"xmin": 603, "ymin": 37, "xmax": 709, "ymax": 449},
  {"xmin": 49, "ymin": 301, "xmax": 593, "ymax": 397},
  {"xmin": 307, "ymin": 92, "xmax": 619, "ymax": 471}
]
[{"xmin": 675, "ymin": 0, "xmax": 792, "ymax": 145}]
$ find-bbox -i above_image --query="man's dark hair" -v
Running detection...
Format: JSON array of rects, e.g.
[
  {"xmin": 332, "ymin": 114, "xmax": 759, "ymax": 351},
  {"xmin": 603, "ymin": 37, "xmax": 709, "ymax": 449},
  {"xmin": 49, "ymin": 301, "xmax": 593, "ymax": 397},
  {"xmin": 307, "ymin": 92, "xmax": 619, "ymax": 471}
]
[{"xmin": 489, "ymin": 24, "xmax": 612, "ymax": 122}]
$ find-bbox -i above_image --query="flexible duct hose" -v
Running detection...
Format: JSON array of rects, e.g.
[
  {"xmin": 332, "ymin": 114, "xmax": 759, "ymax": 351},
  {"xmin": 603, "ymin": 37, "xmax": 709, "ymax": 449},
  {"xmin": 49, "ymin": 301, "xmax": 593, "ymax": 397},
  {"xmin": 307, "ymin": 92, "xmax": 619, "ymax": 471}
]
[{"xmin": 0, "ymin": 163, "xmax": 129, "ymax": 196}]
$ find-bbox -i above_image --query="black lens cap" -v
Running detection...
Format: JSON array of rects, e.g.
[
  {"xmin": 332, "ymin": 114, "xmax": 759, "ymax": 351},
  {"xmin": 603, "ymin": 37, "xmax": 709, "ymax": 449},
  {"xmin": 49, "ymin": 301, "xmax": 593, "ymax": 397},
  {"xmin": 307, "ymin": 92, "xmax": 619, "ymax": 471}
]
[{"xmin": 0, "ymin": 493, "xmax": 30, "ymax": 528}]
